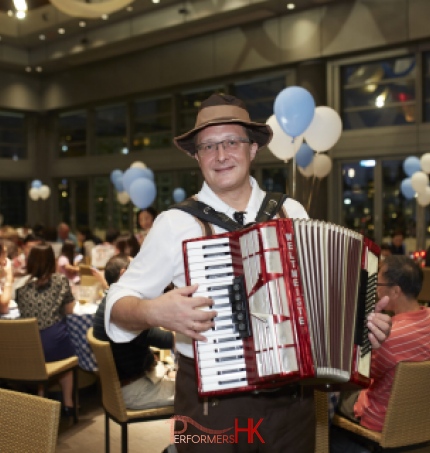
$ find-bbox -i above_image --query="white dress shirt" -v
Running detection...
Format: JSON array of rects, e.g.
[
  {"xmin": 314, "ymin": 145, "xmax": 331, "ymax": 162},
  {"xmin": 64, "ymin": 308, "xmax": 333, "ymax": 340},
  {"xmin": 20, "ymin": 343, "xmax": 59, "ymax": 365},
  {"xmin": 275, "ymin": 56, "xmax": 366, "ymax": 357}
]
[{"xmin": 105, "ymin": 177, "xmax": 308, "ymax": 358}]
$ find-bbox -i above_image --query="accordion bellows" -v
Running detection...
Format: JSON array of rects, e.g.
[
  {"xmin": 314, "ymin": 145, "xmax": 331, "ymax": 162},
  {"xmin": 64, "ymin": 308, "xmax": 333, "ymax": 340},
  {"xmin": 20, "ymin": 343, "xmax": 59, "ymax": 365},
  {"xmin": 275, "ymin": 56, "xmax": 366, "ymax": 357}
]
[{"xmin": 183, "ymin": 218, "xmax": 379, "ymax": 397}]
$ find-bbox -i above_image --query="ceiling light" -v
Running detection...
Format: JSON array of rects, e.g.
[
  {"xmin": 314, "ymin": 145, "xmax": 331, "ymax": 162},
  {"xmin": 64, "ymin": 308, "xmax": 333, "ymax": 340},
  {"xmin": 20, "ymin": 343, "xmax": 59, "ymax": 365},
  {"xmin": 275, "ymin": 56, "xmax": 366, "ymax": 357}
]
[
  {"xmin": 50, "ymin": 0, "xmax": 134, "ymax": 19},
  {"xmin": 25, "ymin": 66, "xmax": 32, "ymax": 72},
  {"xmin": 39, "ymin": 34, "xmax": 46, "ymax": 40},
  {"xmin": 16, "ymin": 10, "xmax": 26, "ymax": 19},
  {"xmin": 79, "ymin": 21, "xmax": 86, "ymax": 27},
  {"xmin": 286, "ymin": 3, "xmax": 296, "ymax": 10},
  {"xmin": 58, "ymin": 28, "xmax": 65, "ymax": 34},
  {"xmin": 152, "ymin": 0, "xmax": 160, "ymax": 3},
  {"xmin": 7, "ymin": 10, "xmax": 14, "ymax": 17},
  {"xmin": 36, "ymin": 66, "xmax": 43, "ymax": 73},
  {"xmin": 126, "ymin": 6, "xmax": 133, "ymax": 11},
  {"xmin": 101, "ymin": 14, "xmax": 109, "ymax": 20}
]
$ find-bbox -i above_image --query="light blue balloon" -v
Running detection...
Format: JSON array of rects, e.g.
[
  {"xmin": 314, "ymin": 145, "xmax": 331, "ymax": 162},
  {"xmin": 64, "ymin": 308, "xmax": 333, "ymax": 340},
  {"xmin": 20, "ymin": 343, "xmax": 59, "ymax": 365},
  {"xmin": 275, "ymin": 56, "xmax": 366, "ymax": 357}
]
[
  {"xmin": 113, "ymin": 174, "xmax": 124, "ymax": 192},
  {"xmin": 400, "ymin": 178, "xmax": 415, "ymax": 199},
  {"xmin": 140, "ymin": 168, "xmax": 154, "ymax": 181},
  {"xmin": 123, "ymin": 167, "xmax": 150, "ymax": 194},
  {"xmin": 110, "ymin": 169, "xmax": 123, "ymax": 184},
  {"xmin": 296, "ymin": 143, "xmax": 314, "ymax": 168},
  {"xmin": 129, "ymin": 178, "xmax": 157, "ymax": 209},
  {"xmin": 403, "ymin": 156, "xmax": 421, "ymax": 177},
  {"xmin": 31, "ymin": 179, "xmax": 42, "ymax": 189},
  {"xmin": 274, "ymin": 86, "xmax": 315, "ymax": 138},
  {"xmin": 173, "ymin": 187, "xmax": 186, "ymax": 203}
]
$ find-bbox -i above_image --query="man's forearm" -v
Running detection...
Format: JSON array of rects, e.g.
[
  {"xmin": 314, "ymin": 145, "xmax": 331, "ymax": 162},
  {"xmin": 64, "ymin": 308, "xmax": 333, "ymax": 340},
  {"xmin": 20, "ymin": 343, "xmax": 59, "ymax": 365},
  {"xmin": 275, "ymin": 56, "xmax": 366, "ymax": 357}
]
[{"xmin": 110, "ymin": 296, "xmax": 153, "ymax": 331}]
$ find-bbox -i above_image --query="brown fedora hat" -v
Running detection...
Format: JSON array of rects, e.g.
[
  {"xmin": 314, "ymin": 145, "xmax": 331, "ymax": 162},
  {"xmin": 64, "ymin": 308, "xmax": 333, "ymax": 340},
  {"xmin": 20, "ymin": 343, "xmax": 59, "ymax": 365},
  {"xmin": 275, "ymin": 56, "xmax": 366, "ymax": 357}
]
[{"xmin": 173, "ymin": 93, "xmax": 273, "ymax": 156}]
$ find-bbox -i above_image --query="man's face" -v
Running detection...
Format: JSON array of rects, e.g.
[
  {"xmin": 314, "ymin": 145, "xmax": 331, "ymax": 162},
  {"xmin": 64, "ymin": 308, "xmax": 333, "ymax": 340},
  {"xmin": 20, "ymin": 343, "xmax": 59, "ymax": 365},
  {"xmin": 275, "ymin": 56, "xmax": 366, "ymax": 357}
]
[
  {"xmin": 58, "ymin": 225, "xmax": 69, "ymax": 240},
  {"xmin": 377, "ymin": 265, "xmax": 394, "ymax": 310},
  {"xmin": 194, "ymin": 124, "xmax": 258, "ymax": 197},
  {"xmin": 392, "ymin": 234, "xmax": 403, "ymax": 247}
]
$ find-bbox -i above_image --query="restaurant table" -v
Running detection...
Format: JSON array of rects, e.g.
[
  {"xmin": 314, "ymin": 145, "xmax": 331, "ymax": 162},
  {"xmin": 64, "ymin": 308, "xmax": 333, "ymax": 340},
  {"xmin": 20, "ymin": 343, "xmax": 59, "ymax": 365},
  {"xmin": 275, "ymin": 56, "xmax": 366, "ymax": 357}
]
[{"xmin": 66, "ymin": 302, "xmax": 98, "ymax": 372}]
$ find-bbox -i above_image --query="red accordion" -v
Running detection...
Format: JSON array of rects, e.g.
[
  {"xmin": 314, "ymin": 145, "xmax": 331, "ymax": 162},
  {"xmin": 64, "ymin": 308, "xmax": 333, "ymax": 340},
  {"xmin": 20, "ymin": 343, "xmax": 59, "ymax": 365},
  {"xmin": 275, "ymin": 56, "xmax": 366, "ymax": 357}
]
[{"xmin": 183, "ymin": 218, "xmax": 379, "ymax": 397}]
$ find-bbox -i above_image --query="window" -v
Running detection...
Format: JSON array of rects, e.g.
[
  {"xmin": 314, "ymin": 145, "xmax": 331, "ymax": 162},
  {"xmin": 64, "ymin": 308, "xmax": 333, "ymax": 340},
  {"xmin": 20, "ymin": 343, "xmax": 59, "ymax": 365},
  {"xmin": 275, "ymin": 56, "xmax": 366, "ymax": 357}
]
[
  {"xmin": 341, "ymin": 55, "xmax": 416, "ymax": 129},
  {"xmin": 382, "ymin": 159, "xmax": 416, "ymax": 239},
  {"xmin": 423, "ymin": 51, "xmax": 430, "ymax": 122},
  {"xmin": 58, "ymin": 111, "xmax": 87, "ymax": 157},
  {"xmin": 58, "ymin": 178, "xmax": 71, "ymax": 224},
  {"xmin": 94, "ymin": 176, "xmax": 110, "ymax": 230},
  {"xmin": 261, "ymin": 167, "xmax": 288, "ymax": 193},
  {"xmin": 233, "ymin": 76, "xmax": 286, "ymax": 123},
  {"xmin": 155, "ymin": 170, "xmax": 200, "ymax": 212},
  {"xmin": 132, "ymin": 97, "xmax": 172, "ymax": 151},
  {"xmin": 0, "ymin": 112, "xmax": 26, "ymax": 160},
  {"xmin": 76, "ymin": 179, "xmax": 89, "ymax": 228},
  {"xmin": 0, "ymin": 181, "xmax": 26, "ymax": 226},
  {"xmin": 341, "ymin": 161, "xmax": 375, "ymax": 240},
  {"xmin": 94, "ymin": 104, "xmax": 127, "ymax": 155},
  {"xmin": 177, "ymin": 87, "xmax": 224, "ymax": 136}
]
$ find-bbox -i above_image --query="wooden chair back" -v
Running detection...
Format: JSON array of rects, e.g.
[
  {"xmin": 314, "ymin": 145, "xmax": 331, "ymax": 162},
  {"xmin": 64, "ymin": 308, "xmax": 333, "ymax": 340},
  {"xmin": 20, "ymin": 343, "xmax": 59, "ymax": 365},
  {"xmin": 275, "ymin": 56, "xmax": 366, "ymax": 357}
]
[{"xmin": 0, "ymin": 388, "xmax": 61, "ymax": 453}]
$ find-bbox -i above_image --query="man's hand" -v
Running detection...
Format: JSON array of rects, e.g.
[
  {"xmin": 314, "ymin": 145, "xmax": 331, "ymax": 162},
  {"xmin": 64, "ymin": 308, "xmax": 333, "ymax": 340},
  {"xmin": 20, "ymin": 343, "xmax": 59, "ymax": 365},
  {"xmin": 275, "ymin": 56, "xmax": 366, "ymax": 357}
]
[
  {"xmin": 367, "ymin": 295, "xmax": 392, "ymax": 349},
  {"xmin": 146, "ymin": 284, "xmax": 216, "ymax": 342}
]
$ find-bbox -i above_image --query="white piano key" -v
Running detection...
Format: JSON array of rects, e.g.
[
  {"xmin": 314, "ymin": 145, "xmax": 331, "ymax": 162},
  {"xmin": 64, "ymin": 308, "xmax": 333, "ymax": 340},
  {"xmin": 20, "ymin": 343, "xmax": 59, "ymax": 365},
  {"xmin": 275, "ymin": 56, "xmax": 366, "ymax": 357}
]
[
  {"xmin": 189, "ymin": 274, "xmax": 234, "ymax": 285},
  {"xmin": 201, "ymin": 378, "xmax": 247, "ymax": 393},
  {"xmin": 199, "ymin": 360, "xmax": 246, "ymax": 376},
  {"xmin": 189, "ymin": 265, "xmax": 233, "ymax": 279},
  {"xmin": 197, "ymin": 331, "xmax": 241, "ymax": 346},
  {"xmin": 200, "ymin": 369, "xmax": 247, "ymax": 385},
  {"xmin": 199, "ymin": 349, "xmax": 245, "ymax": 363},
  {"xmin": 186, "ymin": 237, "xmax": 231, "ymax": 249},
  {"xmin": 188, "ymin": 255, "xmax": 232, "ymax": 270},
  {"xmin": 197, "ymin": 339, "xmax": 243, "ymax": 354}
]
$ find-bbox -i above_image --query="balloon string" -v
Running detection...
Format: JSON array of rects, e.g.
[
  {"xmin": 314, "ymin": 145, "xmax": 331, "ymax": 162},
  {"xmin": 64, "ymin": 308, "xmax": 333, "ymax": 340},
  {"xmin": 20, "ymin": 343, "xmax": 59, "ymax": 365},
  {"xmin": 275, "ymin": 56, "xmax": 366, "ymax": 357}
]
[
  {"xmin": 307, "ymin": 176, "xmax": 317, "ymax": 212},
  {"xmin": 292, "ymin": 155, "xmax": 296, "ymax": 199}
]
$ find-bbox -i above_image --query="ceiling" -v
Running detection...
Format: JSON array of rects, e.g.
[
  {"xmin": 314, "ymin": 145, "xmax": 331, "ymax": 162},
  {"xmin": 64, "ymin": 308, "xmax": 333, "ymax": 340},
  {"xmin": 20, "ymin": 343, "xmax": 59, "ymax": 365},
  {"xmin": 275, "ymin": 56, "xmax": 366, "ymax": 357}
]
[{"xmin": 0, "ymin": 0, "xmax": 347, "ymax": 74}]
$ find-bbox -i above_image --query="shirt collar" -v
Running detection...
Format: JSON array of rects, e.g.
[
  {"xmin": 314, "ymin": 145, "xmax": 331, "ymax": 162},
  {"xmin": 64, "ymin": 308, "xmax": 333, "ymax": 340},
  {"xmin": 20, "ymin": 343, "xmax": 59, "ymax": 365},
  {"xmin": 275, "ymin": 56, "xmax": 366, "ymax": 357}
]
[{"xmin": 197, "ymin": 176, "xmax": 265, "ymax": 223}]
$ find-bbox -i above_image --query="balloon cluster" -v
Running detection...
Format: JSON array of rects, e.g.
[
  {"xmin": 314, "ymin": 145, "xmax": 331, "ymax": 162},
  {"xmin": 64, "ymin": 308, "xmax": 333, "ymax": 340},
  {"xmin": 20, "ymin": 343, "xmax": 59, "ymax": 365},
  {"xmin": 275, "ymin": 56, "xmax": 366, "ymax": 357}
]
[
  {"xmin": 110, "ymin": 161, "xmax": 157, "ymax": 209},
  {"xmin": 400, "ymin": 155, "xmax": 430, "ymax": 206},
  {"xmin": 267, "ymin": 86, "xmax": 342, "ymax": 179},
  {"xmin": 29, "ymin": 180, "xmax": 51, "ymax": 201}
]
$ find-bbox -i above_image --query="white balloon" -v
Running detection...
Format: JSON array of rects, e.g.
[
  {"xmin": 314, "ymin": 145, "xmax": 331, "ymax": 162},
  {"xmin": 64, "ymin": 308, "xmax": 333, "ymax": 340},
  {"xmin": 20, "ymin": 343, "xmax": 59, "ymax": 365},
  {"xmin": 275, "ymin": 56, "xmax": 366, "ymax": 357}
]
[
  {"xmin": 410, "ymin": 171, "xmax": 429, "ymax": 194},
  {"xmin": 313, "ymin": 154, "xmax": 332, "ymax": 178},
  {"xmin": 298, "ymin": 161, "xmax": 314, "ymax": 178},
  {"xmin": 420, "ymin": 153, "xmax": 430, "ymax": 174},
  {"xmin": 266, "ymin": 115, "xmax": 303, "ymax": 161},
  {"xmin": 29, "ymin": 187, "xmax": 40, "ymax": 201},
  {"xmin": 130, "ymin": 161, "xmax": 147, "ymax": 169},
  {"xmin": 117, "ymin": 191, "xmax": 130, "ymax": 205},
  {"xmin": 303, "ymin": 106, "xmax": 342, "ymax": 152},
  {"xmin": 417, "ymin": 186, "xmax": 430, "ymax": 206},
  {"xmin": 39, "ymin": 185, "xmax": 51, "ymax": 200}
]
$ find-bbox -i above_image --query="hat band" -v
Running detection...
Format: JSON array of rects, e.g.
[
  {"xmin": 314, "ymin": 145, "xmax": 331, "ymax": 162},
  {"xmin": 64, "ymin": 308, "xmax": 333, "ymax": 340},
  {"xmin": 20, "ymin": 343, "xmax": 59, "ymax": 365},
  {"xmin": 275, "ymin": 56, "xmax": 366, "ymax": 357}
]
[{"xmin": 195, "ymin": 105, "xmax": 251, "ymax": 128}]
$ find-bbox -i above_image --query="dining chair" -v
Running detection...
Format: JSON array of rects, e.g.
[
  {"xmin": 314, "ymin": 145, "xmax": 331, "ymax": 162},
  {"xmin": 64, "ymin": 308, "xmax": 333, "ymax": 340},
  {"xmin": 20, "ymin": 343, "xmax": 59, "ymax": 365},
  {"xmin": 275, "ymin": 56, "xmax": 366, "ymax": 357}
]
[
  {"xmin": 0, "ymin": 318, "xmax": 79, "ymax": 423},
  {"xmin": 332, "ymin": 360, "xmax": 430, "ymax": 451},
  {"xmin": 0, "ymin": 387, "xmax": 61, "ymax": 453},
  {"xmin": 87, "ymin": 327, "xmax": 175, "ymax": 453}
]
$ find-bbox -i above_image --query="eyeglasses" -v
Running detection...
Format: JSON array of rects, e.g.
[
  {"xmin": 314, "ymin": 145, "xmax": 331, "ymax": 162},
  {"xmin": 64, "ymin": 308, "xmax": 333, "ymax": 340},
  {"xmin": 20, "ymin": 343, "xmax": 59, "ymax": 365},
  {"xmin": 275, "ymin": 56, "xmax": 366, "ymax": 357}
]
[
  {"xmin": 196, "ymin": 137, "xmax": 251, "ymax": 155},
  {"xmin": 376, "ymin": 282, "xmax": 395, "ymax": 287}
]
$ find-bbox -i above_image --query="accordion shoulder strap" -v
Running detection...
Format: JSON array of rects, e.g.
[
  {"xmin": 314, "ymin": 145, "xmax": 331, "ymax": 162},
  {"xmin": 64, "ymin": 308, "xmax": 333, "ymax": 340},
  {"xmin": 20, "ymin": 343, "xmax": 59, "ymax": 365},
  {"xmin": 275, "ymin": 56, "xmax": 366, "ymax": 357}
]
[{"xmin": 169, "ymin": 192, "xmax": 288, "ymax": 236}]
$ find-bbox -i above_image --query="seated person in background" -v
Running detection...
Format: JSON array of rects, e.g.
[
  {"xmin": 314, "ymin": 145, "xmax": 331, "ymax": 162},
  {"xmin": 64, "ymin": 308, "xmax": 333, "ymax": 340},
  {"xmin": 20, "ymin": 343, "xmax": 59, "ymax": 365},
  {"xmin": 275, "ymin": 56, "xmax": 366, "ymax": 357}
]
[
  {"xmin": 334, "ymin": 256, "xmax": 430, "ymax": 436},
  {"xmin": 114, "ymin": 233, "xmax": 141, "ymax": 259},
  {"xmin": 12, "ymin": 233, "xmax": 43, "ymax": 278},
  {"xmin": 93, "ymin": 254, "xmax": 175, "ymax": 410},
  {"xmin": 90, "ymin": 227, "xmax": 120, "ymax": 270},
  {"xmin": 57, "ymin": 239, "xmax": 80, "ymax": 288},
  {"xmin": 379, "ymin": 242, "xmax": 392, "ymax": 262},
  {"xmin": 0, "ymin": 239, "xmax": 13, "ymax": 314},
  {"xmin": 135, "ymin": 207, "xmax": 158, "ymax": 245},
  {"xmin": 389, "ymin": 230, "xmax": 406, "ymax": 255},
  {"xmin": 15, "ymin": 243, "xmax": 76, "ymax": 415},
  {"xmin": 76, "ymin": 226, "xmax": 102, "ymax": 262}
]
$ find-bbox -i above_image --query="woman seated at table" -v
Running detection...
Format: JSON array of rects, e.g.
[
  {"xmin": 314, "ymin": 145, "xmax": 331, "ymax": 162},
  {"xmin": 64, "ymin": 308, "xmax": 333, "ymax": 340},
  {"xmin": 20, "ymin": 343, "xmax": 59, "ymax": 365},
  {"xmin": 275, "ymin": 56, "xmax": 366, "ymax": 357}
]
[
  {"xmin": 0, "ymin": 239, "xmax": 14, "ymax": 314},
  {"xmin": 15, "ymin": 243, "xmax": 76, "ymax": 415},
  {"xmin": 57, "ymin": 239, "xmax": 80, "ymax": 288}
]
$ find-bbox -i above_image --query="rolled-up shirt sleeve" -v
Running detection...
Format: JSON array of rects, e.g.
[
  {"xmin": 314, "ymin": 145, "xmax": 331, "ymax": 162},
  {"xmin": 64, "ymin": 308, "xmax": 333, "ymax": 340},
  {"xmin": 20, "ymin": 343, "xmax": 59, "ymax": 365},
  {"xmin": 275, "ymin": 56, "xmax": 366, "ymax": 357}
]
[{"xmin": 104, "ymin": 209, "xmax": 200, "ymax": 343}]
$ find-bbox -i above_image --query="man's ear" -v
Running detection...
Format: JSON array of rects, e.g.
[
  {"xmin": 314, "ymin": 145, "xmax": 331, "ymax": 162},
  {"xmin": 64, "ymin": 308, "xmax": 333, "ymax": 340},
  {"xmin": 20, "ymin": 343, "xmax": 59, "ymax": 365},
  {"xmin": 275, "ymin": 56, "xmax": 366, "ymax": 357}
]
[
  {"xmin": 119, "ymin": 267, "xmax": 127, "ymax": 278},
  {"xmin": 249, "ymin": 142, "xmax": 258, "ymax": 161}
]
